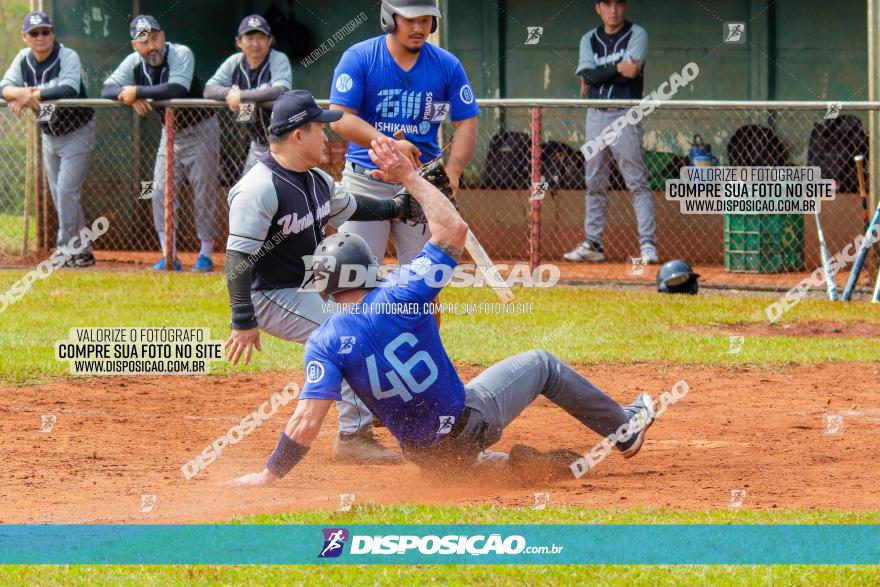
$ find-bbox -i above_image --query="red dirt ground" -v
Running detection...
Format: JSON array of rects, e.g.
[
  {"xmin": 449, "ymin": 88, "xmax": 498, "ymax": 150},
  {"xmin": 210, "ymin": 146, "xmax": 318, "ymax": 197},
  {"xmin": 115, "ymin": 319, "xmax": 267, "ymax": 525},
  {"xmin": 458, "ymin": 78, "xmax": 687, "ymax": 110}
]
[{"xmin": 2, "ymin": 362, "xmax": 878, "ymax": 524}]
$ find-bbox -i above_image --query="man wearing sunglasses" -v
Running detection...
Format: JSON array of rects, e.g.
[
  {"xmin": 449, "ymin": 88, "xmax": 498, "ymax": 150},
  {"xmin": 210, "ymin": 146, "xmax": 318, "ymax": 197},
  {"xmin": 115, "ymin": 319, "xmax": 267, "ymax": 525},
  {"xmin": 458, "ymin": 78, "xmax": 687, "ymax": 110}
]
[
  {"xmin": 102, "ymin": 15, "xmax": 221, "ymax": 272},
  {"xmin": 0, "ymin": 11, "xmax": 96, "ymax": 268}
]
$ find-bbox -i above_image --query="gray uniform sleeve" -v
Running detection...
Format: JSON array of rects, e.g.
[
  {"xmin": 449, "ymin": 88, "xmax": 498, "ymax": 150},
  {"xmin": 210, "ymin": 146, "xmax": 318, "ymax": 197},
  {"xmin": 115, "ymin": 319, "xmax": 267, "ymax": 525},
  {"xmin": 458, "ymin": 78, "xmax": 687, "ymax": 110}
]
[
  {"xmin": 226, "ymin": 165, "xmax": 278, "ymax": 255},
  {"xmin": 166, "ymin": 43, "xmax": 195, "ymax": 90},
  {"xmin": 313, "ymin": 168, "xmax": 356, "ymax": 229},
  {"xmin": 576, "ymin": 30, "xmax": 598, "ymax": 76},
  {"xmin": 269, "ymin": 50, "xmax": 292, "ymax": 89},
  {"xmin": 103, "ymin": 52, "xmax": 138, "ymax": 86},
  {"xmin": 206, "ymin": 54, "xmax": 238, "ymax": 87},
  {"xmin": 623, "ymin": 25, "xmax": 648, "ymax": 62},
  {"xmin": 56, "ymin": 47, "xmax": 84, "ymax": 92},
  {"xmin": 0, "ymin": 50, "xmax": 27, "ymax": 89}
]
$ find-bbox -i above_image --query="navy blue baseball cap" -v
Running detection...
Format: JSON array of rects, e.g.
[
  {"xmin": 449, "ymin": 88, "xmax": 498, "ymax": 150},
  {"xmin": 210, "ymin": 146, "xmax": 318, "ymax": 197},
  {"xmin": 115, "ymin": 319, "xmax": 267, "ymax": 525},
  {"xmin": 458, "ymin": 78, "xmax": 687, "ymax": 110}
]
[
  {"xmin": 239, "ymin": 15, "xmax": 271, "ymax": 36},
  {"xmin": 22, "ymin": 11, "xmax": 53, "ymax": 32},
  {"xmin": 130, "ymin": 15, "xmax": 162, "ymax": 40},
  {"xmin": 268, "ymin": 90, "xmax": 342, "ymax": 136}
]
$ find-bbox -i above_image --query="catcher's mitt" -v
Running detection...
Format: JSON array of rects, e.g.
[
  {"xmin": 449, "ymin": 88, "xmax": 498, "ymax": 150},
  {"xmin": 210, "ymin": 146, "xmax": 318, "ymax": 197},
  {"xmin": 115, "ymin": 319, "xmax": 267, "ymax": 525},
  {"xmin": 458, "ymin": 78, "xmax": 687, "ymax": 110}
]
[{"xmin": 398, "ymin": 158, "xmax": 459, "ymax": 226}]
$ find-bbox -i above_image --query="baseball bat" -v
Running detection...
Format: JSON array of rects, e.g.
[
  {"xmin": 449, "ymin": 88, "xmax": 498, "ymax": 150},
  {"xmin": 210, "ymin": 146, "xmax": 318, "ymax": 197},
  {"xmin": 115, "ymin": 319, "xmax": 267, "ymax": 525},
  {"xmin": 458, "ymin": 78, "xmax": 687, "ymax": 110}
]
[
  {"xmin": 857, "ymin": 155, "xmax": 880, "ymax": 303},
  {"xmin": 842, "ymin": 196, "xmax": 880, "ymax": 300},
  {"xmin": 873, "ymin": 262, "xmax": 880, "ymax": 303},
  {"xmin": 392, "ymin": 131, "xmax": 515, "ymax": 304},
  {"xmin": 814, "ymin": 212, "xmax": 838, "ymax": 300},
  {"xmin": 855, "ymin": 155, "xmax": 869, "ymax": 232}
]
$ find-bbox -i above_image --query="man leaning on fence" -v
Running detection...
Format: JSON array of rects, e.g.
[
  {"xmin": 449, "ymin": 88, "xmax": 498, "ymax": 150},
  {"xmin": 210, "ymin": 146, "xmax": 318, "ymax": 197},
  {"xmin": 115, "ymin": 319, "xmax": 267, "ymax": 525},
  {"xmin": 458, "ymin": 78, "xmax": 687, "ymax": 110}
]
[
  {"xmin": 102, "ymin": 15, "xmax": 221, "ymax": 272},
  {"xmin": 1, "ymin": 11, "xmax": 96, "ymax": 268},
  {"xmin": 565, "ymin": 0, "xmax": 658, "ymax": 265},
  {"xmin": 204, "ymin": 15, "xmax": 292, "ymax": 177}
]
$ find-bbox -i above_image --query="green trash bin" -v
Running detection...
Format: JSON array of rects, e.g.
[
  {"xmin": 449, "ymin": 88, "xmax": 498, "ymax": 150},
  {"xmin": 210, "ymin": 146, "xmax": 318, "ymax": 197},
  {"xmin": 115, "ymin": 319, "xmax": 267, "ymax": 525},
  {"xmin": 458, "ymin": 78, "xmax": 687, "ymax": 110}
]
[{"xmin": 724, "ymin": 214, "xmax": 805, "ymax": 273}]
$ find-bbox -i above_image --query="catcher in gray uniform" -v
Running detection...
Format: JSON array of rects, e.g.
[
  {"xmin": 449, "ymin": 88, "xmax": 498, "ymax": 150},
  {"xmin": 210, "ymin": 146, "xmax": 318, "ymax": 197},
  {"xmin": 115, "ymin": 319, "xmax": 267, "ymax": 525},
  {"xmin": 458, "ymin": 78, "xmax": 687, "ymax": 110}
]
[{"xmin": 223, "ymin": 90, "xmax": 424, "ymax": 462}]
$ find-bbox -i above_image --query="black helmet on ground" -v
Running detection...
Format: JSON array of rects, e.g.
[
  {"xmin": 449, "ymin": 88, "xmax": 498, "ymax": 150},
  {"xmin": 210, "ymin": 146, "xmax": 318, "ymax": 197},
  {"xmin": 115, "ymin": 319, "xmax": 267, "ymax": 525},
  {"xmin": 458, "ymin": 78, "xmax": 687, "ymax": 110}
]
[{"xmin": 656, "ymin": 259, "xmax": 700, "ymax": 295}]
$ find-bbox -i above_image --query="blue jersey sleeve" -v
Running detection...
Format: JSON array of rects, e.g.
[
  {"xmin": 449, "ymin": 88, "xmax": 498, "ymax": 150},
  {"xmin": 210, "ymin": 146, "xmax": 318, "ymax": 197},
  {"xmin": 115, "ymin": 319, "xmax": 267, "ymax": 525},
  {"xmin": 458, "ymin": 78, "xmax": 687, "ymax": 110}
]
[
  {"xmin": 299, "ymin": 338, "xmax": 344, "ymax": 401},
  {"xmin": 382, "ymin": 241, "xmax": 458, "ymax": 305},
  {"xmin": 329, "ymin": 49, "xmax": 365, "ymax": 110},
  {"xmin": 448, "ymin": 59, "xmax": 480, "ymax": 122}
]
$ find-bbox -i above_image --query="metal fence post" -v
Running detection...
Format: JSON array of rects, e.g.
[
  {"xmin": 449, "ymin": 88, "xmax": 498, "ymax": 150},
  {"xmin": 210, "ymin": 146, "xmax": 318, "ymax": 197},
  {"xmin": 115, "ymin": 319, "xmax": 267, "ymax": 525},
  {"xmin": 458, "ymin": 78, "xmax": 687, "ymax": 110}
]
[
  {"xmin": 24, "ymin": 116, "xmax": 34, "ymax": 256},
  {"xmin": 163, "ymin": 107, "xmax": 175, "ymax": 271},
  {"xmin": 530, "ymin": 106, "xmax": 543, "ymax": 271}
]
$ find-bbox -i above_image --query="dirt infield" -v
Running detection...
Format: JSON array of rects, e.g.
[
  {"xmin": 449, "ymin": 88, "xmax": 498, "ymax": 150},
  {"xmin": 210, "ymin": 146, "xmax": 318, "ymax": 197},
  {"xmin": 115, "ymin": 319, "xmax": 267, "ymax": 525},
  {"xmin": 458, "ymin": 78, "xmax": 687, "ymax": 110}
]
[{"xmin": 2, "ymin": 362, "xmax": 878, "ymax": 524}]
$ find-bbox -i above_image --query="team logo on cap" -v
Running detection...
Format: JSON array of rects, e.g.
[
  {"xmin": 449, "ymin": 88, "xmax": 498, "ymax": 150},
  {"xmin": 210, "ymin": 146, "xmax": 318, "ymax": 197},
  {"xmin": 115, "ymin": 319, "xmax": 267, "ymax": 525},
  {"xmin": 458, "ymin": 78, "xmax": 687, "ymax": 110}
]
[
  {"xmin": 248, "ymin": 17, "xmax": 261, "ymax": 28},
  {"xmin": 286, "ymin": 110, "xmax": 309, "ymax": 125},
  {"xmin": 134, "ymin": 18, "xmax": 152, "ymax": 41},
  {"xmin": 30, "ymin": 15, "xmax": 43, "ymax": 25}
]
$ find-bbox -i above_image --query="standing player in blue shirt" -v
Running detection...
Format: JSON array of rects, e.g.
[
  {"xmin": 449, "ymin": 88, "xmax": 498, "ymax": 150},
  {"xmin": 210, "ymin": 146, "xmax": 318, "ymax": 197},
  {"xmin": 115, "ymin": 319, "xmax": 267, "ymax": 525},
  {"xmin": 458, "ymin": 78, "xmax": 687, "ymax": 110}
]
[
  {"xmin": 228, "ymin": 139, "xmax": 656, "ymax": 486},
  {"xmin": 328, "ymin": 0, "xmax": 480, "ymax": 266}
]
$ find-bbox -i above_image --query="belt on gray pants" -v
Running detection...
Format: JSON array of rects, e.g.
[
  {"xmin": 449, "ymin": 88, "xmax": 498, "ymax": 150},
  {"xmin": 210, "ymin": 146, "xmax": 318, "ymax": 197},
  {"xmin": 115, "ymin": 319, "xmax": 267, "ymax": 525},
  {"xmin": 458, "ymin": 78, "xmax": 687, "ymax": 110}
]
[{"xmin": 401, "ymin": 406, "xmax": 473, "ymax": 454}]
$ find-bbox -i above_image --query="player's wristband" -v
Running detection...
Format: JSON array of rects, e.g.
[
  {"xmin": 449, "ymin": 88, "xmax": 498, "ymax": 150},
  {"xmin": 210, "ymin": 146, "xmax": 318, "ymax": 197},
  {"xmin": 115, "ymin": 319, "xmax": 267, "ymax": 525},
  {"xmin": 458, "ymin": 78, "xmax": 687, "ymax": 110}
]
[
  {"xmin": 266, "ymin": 432, "xmax": 310, "ymax": 478},
  {"xmin": 230, "ymin": 303, "xmax": 258, "ymax": 330}
]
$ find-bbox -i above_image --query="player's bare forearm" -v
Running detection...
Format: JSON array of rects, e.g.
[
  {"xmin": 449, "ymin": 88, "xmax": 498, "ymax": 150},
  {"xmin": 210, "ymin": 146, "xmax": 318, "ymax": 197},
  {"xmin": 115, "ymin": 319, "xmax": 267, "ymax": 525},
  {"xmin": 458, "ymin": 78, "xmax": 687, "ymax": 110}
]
[
  {"xmin": 226, "ymin": 399, "xmax": 331, "ymax": 488},
  {"xmin": 407, "ymin": 174, "xmax": 467, "ymax": 258},
  {"xmin": 331, "ymin": 104, "xmax": 421, "ymax": 165},
  {"xmin": 329, "ymin": 104, "xmax": 384, "ymax": 148},
  {"xmin": 368, "ymin": 139, "xmax": 467, "ymax": 259},
  {"xmin": 283, "ymin": 398, "xmax": 333, "ymax": 445},
  {"xmin": 445, "ymin": 117, "xmax": 478, "ymax": 186}
]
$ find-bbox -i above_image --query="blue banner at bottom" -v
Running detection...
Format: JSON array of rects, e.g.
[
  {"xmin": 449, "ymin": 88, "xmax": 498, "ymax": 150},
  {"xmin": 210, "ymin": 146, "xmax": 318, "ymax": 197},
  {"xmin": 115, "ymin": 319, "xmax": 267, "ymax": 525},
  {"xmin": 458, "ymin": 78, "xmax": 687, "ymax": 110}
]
[{"xmin": 0, "ymin": 525, "xmax": 878, "ymax": 565}]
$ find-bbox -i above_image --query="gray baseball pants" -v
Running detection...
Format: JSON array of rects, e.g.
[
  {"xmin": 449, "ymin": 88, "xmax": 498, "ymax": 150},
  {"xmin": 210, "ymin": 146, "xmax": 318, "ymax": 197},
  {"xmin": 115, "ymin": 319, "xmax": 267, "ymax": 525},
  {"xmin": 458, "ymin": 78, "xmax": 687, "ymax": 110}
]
[
  {"xmin": 41, "ymin": 119, "xmax": 96, "ymax": 253},
  {"xmin": 242, "ymin": 140, "xmax": 268, "ymax": 176},
  {"xmin": 402, "ymin": 350, "xmax": 629, "ymax": 466},
  {"xmin": 338, "ymin": 164, "xmax": 431, "ymax": 264},
  {"xmin": 583, "ymin": 108, "xmax": 657, "ymax": 247},
  {"xmin": 150, "ymin": 115, "xmax": 221, "ymax": 246},
  {"xmin": 251, "ymin": 287, "xmax": 373, "ymax": 434}
]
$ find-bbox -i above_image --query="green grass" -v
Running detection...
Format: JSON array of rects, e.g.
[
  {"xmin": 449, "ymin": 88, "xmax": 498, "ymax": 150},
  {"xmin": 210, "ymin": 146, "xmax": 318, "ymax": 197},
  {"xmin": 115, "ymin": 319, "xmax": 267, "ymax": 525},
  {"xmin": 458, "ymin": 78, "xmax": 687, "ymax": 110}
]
[
  {"xmin": 2, "ymin": 270, "xmax": 879, "ymax": 583},
  {"xmin": 0, "ymin": 506, "xmax": 878, "ymax": 585},
  {"xmin": 0, "ymin": 212, "xmax": 35, "ymax": 257},
  {"xmin": 1, "ymin": 270, "xmax": 879, "ymax": 383}
]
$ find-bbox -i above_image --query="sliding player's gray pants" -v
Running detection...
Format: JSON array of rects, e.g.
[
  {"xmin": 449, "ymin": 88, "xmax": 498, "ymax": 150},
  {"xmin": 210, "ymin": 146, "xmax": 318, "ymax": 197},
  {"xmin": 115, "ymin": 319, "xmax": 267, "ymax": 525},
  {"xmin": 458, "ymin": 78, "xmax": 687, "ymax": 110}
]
[
  {"xmin": 251, "ymin": 287, "xmax": 373, "ymax": 434},
  {"xmin": 403, "ymin": 350, "xmax": 629, "ymax": 466}
]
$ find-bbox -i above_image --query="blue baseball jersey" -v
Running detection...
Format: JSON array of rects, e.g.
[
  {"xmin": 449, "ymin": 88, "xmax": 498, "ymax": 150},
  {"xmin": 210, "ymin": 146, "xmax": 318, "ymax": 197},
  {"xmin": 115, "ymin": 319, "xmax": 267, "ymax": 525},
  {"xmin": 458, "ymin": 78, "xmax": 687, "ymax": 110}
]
[
  {"xmin": 300, "ymin": 241, "xmax": 465, "ymax": 447},
  {"xmin": 329, "ymin": 35, "xmax": 480, "ymax": 169}
]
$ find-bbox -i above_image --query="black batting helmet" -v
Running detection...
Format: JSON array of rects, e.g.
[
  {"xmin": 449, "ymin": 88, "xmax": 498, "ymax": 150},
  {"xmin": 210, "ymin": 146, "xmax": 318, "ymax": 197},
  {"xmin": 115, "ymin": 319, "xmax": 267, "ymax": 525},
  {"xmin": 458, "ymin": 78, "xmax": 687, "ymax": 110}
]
[
  {"xmin": 310, "ymin": 232, "xmax": 382, "ymax": 302},
  {"xmin": 656, "ymin": 259, "xmax": 700, "ymax": 295}
]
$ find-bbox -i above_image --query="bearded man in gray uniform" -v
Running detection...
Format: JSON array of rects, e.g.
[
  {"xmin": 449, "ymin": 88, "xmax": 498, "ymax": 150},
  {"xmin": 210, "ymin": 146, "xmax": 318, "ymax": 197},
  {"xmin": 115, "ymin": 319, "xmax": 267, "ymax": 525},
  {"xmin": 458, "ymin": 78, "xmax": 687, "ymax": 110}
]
[
  {"xmin": 102, "ymin": 15, "xmax": 220, "ymax": 272},
  {"xmin": 1, "ymin": 12, "xmax": 96, "ymax": 267},
  {"xmin": 223, "ymin": 90, "xmax": 424, "ymax": 462}
]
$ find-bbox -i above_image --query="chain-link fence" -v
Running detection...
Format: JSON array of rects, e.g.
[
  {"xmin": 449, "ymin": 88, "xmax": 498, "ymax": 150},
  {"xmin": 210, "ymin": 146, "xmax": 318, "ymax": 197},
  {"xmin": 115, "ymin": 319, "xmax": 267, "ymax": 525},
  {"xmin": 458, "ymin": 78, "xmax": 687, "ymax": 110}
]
[{"xmin": 1, "ymin": 98, "xmax": 877, "ymax": 291}]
